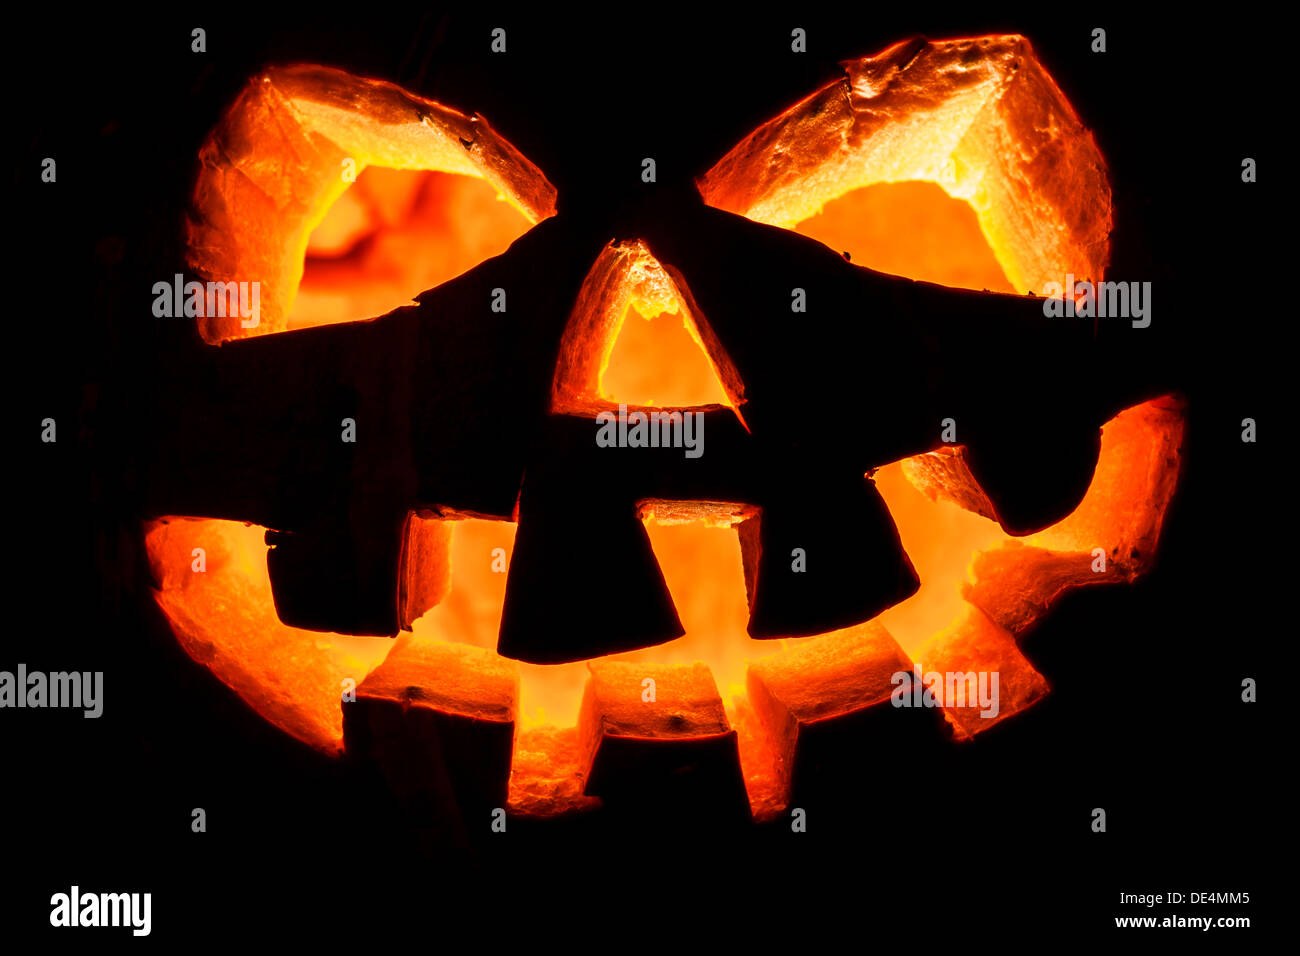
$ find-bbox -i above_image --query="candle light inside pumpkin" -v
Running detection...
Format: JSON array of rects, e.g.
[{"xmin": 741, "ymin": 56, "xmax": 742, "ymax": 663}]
[{"xmin": 149, "ymin": 41, "xmax": 1181, "ymax": 821}]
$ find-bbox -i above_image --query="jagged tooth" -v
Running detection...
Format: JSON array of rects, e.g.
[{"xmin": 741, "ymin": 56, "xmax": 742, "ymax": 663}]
[
  {"xmin": 507, "ymin": 727, "xmax": 601, "ymax": 820},
  {"xmin": 917, "ymin": 605, "xmax": 1050, "ymax": 740},
  {"xmin": 746, "ymin": 621, "xmax": 945, "ymax": 808},
  {"xmin": 344, "ymin": 635, "xmax": 518, "ymax": 830},
  {"xmin": 577, "ymin": 661, "xmax": 749, "ymax": 822},
  {"xmin": 964, "ymin": 396, "xmax": 1187, "ymax": 634}
]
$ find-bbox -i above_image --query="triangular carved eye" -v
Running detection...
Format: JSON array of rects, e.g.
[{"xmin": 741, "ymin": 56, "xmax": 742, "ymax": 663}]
[
  {"xmin": 697, "ymin": 35, "xmax": 1110, "ymax": 295},
  {"xmin": 187, "ymin": 64, "xmax": 556, "ymax": 343}
]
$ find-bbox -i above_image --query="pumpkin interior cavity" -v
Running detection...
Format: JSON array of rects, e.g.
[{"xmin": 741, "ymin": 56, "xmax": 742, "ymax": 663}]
[
  {"xmin": 698, "ymin": 34, "xmax": 1111, "ymax": 296},
  {"xmin": 152, "ymin": 43, "xmax": 1181, "ymax": 823},
  {"xmin": 186, "ymin": 63, "xmax": 556, "ymax": 343},
  {"xmin": 287, "ymin": 167, "xmax": 534, "ymax": 330},
  {"xmin": 794, "ymin": 180, "xmax": 1016, "ymax": 293}
]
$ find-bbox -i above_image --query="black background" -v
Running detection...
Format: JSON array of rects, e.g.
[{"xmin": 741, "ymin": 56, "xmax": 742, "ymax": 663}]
[{"xmin": 6, "ymin": 5, "xmax": 1281, "ymax": 942}]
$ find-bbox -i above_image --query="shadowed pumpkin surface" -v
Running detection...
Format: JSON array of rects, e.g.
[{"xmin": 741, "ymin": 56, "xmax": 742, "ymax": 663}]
[{"xmin": 144, "ymin": 37, "xmax": 1183, "ymax": 822}]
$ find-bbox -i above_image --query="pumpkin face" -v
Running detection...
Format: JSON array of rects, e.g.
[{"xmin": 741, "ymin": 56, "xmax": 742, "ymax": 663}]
[{"xmin": 143, "ymin": 35, "xmax": 1184, "ymax": 822}]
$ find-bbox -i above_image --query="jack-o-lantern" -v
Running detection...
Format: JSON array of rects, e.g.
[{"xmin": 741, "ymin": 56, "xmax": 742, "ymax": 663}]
[{"xmin": 143, "ymin": 35, "xmax": 1184, "ymax": 825}]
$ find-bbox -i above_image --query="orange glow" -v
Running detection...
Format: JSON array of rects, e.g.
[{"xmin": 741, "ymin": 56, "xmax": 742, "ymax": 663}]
[
  {"xmin": 608, "ymin": 517, "xmax": 780, "ymax": 729},
  {"xmin": 158, "ymin": 42, "xmax": 1182, "ymax": 819},
  {"xmin": 699, "ymin": 35, "xmax": 1112, "ymax": 295},
  {"xmin": 550, "ymin": 240, "xmax": 745, "ymax": 418},
  {"xmin": 160, "ymin": 125, "xmax": 1155, "ymax": 809},
  {"xmin": 408, "ymin": 519, "xmax": 586, "ymax": 732},
  {"xmin": 795, "ymin": 181, "xmax": 1015, "ymax": 293},
  {"xmin": 144, "ymin": 519, "xmax": 391, "ymax": 753},
  {"xmin": 186, "ymin": 63, "xmax": 556, "ymax": 342},
  {"xmin": 145, "ymin": 399, "xmax": 1181, "ymax": 801},
  {"xmin": 874, "ymin": 461, "xmax": 1007, "ymax": 655},
  {"xmin": 407, "ymin": 516, "xmax": 774, "ymax": 732},
  {"xmin": 288, "ymin": 168, "xmax": 533, "ymax": 329},
  {"xmin": 600, "ymin": 305, "xmax": 732, "ymax": 408}
]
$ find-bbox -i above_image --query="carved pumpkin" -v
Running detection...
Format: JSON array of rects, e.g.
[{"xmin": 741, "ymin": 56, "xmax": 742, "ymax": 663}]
[{"xmin": 143, "ymin": 35, "xmax": 1184, "ymax": 824}]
